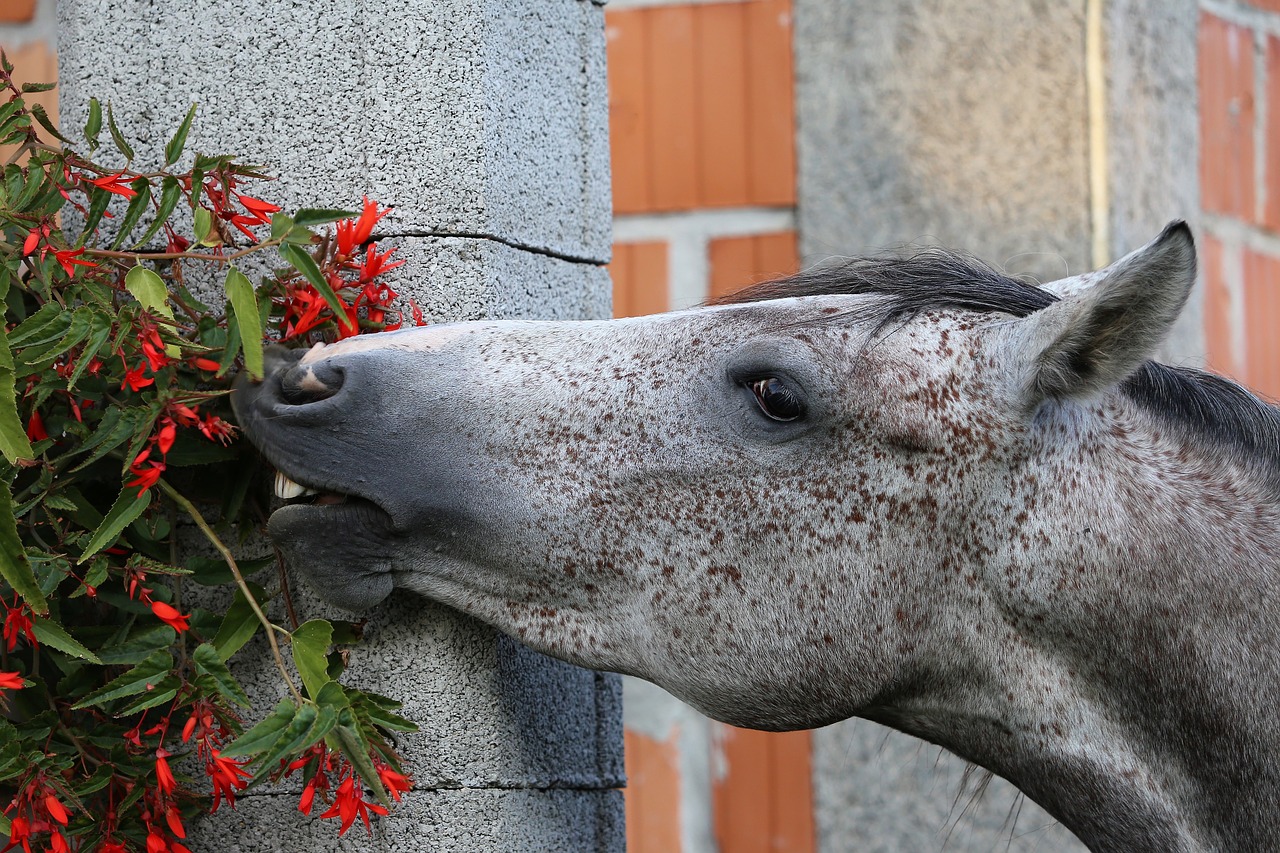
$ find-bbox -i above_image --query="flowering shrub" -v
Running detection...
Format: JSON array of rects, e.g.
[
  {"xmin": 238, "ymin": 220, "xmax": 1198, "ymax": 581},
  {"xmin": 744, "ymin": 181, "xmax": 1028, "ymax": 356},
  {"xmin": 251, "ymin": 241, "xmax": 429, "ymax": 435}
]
[{"xmin": 0, "ymin": 56, "xmax": 422, "ymax": 852}]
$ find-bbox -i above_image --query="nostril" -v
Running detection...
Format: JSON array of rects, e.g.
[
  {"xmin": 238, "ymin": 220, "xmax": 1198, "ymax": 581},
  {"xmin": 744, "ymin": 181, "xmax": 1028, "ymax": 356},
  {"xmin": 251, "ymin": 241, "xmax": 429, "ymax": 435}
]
[{"xmin": 279, "ymin": 361, "xmax": 345, "ymax": 405}]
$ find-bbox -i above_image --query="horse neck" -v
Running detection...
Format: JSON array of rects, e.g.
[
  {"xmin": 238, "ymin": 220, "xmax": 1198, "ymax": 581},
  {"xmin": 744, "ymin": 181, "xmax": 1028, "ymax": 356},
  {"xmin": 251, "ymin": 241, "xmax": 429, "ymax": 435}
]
[{"xmin": 915, "ymin": 399, "xmax": 1280, "ymax": 851}]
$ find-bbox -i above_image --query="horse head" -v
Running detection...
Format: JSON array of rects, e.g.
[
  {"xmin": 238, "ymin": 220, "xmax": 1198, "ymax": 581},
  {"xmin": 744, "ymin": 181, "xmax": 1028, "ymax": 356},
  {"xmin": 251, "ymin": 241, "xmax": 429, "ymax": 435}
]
[{"xmin": 235, "ymin": 222, "xmax": 1280, "ymax": 851}]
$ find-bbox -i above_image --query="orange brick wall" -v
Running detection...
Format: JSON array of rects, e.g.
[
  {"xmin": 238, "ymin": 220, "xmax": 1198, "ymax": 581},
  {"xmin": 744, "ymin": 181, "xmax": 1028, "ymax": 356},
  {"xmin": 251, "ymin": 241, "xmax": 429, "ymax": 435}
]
[
  {"xmin": 0, "ymin": 1, "xmax": 57, "ymax": 163},
  {"xmin": 1200, "ymin": 4, "xmax": 1280, "ymax": 400}
]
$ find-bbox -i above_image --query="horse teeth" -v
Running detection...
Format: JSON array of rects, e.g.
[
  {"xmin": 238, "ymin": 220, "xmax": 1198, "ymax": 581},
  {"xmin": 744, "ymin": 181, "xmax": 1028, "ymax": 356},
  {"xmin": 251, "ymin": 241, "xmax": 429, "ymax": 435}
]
[{"xmin": 274, "ymin": 472, "xmax": 311, "ymax": 500}]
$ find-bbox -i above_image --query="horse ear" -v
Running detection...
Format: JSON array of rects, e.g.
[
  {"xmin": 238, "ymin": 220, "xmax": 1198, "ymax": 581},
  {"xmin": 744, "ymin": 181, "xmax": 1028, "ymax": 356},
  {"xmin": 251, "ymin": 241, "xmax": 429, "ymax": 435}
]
[{"xmin": 1015, "ymin": 221, "xmax": 1196, "ymax": 403}]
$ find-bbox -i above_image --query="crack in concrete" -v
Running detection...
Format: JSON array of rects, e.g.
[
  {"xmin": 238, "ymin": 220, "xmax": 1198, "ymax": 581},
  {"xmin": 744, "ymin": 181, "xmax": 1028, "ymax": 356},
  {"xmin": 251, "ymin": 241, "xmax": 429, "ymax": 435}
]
[{"xmin": 378, "ymin": 230, "xmax": 608, "ymax": 267}]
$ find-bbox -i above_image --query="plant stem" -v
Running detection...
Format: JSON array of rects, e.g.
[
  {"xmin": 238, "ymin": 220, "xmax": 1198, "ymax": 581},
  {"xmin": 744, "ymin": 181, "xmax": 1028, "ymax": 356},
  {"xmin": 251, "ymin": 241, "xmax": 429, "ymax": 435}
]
[
  {"xmin": 84, "ymin": 241, "xmax": 279, "ymax": 265},
  {"xmin": 156, "ymin": 478, "xmax": 304, "ymax": 705}
]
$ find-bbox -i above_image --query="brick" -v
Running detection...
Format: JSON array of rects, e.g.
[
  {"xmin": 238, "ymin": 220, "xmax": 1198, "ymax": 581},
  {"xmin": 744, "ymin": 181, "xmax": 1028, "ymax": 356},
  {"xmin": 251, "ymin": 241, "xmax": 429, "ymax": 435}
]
[
  {"xmin": 1248, "ymin": 0, "xmax": 1280, "ymax": 13},
  {"xmin": 605, "ymin": 1, "xmax": 797, "ymax": 214},
  {"xmin": 709, "ymin": 231, "xmax": 800, "ymax": 300},
  {"xmin": 0, "ymin": 41, "xmax": 56, "ymax": 164},
  {"xmin": 0, "ymin": 0, "xmax": 36, "ymax": 23},
  {"xmin": 623, "ymin": 729, "xmax": 683, "ymax": 853},
  {"xmin": 609, "ymin": 241, "xmax": 668, "ymax": 317},
  {"xmin": 713, "ymin": 726, "xmax": 816, "ymax": 853},
  {"xmin": 1199, "ymin": 12, "xmax": 1256, "ymax": 222},
  {"xmin": 1242, "ymin": 246, "xmax": 1280, "ymax": 398},
  {"xmin": 1264, "ymin": 35, "xmax": 1280, "ymax": 230},
  {"xmin": 607, "ymin": 10, "xmax": 651, "ymax": 214},
  {"xmin": 1202, "ymin": 234, "xmax": 1242, "ymax": 381}
]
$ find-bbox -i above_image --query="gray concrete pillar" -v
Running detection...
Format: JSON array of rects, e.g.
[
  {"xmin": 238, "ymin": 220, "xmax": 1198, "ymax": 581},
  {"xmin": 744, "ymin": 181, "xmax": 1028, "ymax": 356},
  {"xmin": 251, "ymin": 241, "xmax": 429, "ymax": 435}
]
[
  {"xmin": 794, "ymin": 1, "xmax": 1200, "ymax": 851},
  {"xmin": 58, "ymin": 1, "xmax": 623, "ymax": 849}
]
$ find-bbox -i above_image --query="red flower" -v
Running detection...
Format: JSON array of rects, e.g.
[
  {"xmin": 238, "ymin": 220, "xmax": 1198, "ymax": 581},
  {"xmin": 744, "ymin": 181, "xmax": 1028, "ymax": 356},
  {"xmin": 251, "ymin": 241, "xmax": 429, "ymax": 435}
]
[
  {"xmin": 86, "ymin": 170, "xmax": 138, "ymax": 199},
  {"xmin": 409, "ymin": 299, "xmax": 427, "ymax": 326},
  {"xmin": 97, "ymin": 839, "xmax": 129, "ymax": 853},
  {"xmin": 196, "ymin": 414, "xmax": 236, "ymax": 445},
  {"xmin": 0, "ymin": 671, "xmax": 24, "ymax": 690},
  {"xmin": 207, "ymin": 752, "xmax": 252, "ymax": 813},
  {"xmin": 190, "ymin": 357, "xmax": 221, "ymax": 373},
  {"xmin": 22, "ymin": 224, "xmax": 49, "ymax": 257},
  {"xmin": 5, "ymin": 816, "xmax": 30, "ymax": 853},
  {"xmin": 150, "ymin": 601, "xmax": 189, "ymax": 633},
  {"xmin": 165, "ymin": 805, "xmax": 185, "ymax": 839},
  {"xmin": 318, "ymin": 775, "xmax": 388, "ymax": 836},
  {"xmin": 48, "ymin": 831, "xmax": 69, "ymax": 853},
  {"xmin": 44, "ymin": 794, "xmax": 69, "ymax": 826},
  {"xmin": 138, "ymin": 323, "xmax": 172, "ymax": 372},
  {"xmin": 3, "ymin": 604, "xmax": 36, "ymax": 652},
  {"xmin": 357, "ymin": 244, "xmax": 404, "ymax": 283},
  {"xmin": 52, "ymin": 247, "xmax": 97, "ymax": 278},
  {"xmin": 335, "ymin": 196, "xmax": 392, "ymax": 257},
  {"xmin": 127, "ymin": 447, "xmax": 165, "ymax": 492},
  {"xmin": 25, "ymin": 411, "xmax": 46, "ymax": 442},
  {"xmin": 236, "ymin": 193, "xmax": 282, "ymax": 225},
  {"xmin": 121, "ymin": 357, "xmax": 154, "ymax": 392},
  {"xmin": 155, "ymin": 749, "xmax": 178, "ymax": 796},
  {"xmin": 156, "ymin": 421, "xmax": 177, "ymax": 455},
  {"xmin": 376, "ymin": 762, "xmax": 412, "ymax": 802},
  {"xmin": 164, "ymin": 402, "xmax": 201, "ymax": 427}
]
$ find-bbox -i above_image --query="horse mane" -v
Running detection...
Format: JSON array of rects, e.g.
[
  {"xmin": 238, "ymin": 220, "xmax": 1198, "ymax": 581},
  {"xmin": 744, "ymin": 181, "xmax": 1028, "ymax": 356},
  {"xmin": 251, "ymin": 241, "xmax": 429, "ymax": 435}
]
[{"xmin": 712, "ymin": 249, "xmax": 1280, "ymax": 495}]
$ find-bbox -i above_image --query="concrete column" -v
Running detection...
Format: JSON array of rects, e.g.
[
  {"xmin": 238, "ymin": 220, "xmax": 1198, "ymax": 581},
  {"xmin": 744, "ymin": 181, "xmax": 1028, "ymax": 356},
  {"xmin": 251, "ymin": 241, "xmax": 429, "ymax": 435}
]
[
  {"xmin": 58, "ymin": 1, "xmax": 624, "ymax": 850},
  {"xmin": 794, "ymin": 1, "xmax": 1200, "ymax": 851}
]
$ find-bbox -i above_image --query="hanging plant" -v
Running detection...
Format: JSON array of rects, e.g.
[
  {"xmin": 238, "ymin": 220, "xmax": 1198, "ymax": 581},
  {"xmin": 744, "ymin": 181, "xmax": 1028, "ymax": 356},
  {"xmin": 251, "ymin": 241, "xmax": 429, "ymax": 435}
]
[{"xmin": 0, "ymin": 54, "xmax": 424, "ymax": 852}]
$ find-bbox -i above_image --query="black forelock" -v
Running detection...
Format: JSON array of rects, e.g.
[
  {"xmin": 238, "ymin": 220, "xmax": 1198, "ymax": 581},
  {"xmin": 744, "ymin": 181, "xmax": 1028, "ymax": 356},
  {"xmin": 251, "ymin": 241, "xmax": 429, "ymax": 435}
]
[{"xmin": 713, "ymin": 248, "xmax": 1280, "ymax": 494}]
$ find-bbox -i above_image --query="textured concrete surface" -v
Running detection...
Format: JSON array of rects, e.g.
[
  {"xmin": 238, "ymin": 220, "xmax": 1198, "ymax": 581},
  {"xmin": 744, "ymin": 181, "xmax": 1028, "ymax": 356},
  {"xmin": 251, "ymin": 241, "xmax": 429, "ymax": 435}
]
[
  {"xmin": 812, "ymin": 720, "xmax": 1084, "ymax": 853},
  {"xmin": 203, "ymin": 788, "xmax": 625, "ymax": 852},
  {"xmin": 57, "ymin": 0, "xmax": 610, "ymax": 263},
  {"xmin": 794, "ymin": 0, "xmax": 1092, "ymax": 286},
  {"xmin": 60, "ymin": 1, "xmax": 621, "ymax": 850},
  {"xmin": 1105, "ymin": 0, "xmax": 1204, "ymax": 366}
]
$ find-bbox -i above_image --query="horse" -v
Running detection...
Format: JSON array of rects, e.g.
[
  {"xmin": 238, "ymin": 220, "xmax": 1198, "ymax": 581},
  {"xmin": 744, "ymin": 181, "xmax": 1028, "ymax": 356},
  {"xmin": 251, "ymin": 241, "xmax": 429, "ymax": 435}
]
[{"xmin": 233, "ymin": 222, "xmax": 1280, "ymax": 852}]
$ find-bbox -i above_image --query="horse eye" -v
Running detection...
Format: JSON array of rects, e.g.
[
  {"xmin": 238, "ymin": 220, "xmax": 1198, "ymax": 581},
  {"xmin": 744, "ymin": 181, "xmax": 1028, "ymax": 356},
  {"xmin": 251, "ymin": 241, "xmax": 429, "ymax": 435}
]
[{"xmin": 749, "ymin": 377, "xmax": 804, "ymax": 422}]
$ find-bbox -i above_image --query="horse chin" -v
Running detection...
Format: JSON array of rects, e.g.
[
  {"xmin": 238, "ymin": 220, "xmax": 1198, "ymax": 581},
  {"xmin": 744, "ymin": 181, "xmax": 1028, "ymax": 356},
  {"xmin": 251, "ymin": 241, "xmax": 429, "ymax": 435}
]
[{"xmin": 267, "ymin": 500, "xmax": 397, "ymax": 611}]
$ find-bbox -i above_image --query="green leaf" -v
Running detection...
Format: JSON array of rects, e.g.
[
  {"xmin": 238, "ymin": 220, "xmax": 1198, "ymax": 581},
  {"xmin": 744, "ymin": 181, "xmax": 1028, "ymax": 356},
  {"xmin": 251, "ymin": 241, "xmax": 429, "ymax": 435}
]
[
  {"xmin": 8, "ymin": 302, "xmax": 64, "ymax": 347},
  {"xmin": 82, "ymin": 185, "xmax": 113, "ymax": 238},
  {"xmin": 84, "ymin": 98, "xmax": 102, "ymax": 151},
  {"xmin": 79, "ymin": 486, "xmax": 152, "ymax": 564},
  {"xmin": 96, "ymin": 624, "xmax": 174, "ymax": 665},
  {"xmin": 72, "ymin": 649, "xmax": 171, "ymax": 709},
  {"xmin": 31, "ymin": 615, "xmax": 102, "ymax": 664},
  {"xmin": 67, "ymin": 406, "xmax": 145, "ymax": 473},
  {"xmin": 0, "ymin": 483, "xmax": 43, "ymax": 613},
  {"xmin": 105, "ymin": 102, "xmax": 135, "ymax": 161},
  {"xmin": 251, "ymin": 703, "xmax": 336, "ymax": 784},
  {"xmin": 333, "ymin": 714, "xmax": 390, "ymax": 806},
  {"xmin": 211, "ymin": 582, "xmax": 266, "ymax": 661},
  {"xmin": 109, "ymin": 179, "xmax": 152, "ymax": 250},
  {"xmin": 20, "ymin": 81, "xmax": 54, "ymax": 94},
  {"xmin": 279, "ymin": 242, "xmax": 352, "ymax": 332},
  {"xmin": 165, "ymin": 103, "xmax": 197, "ymax": 166},
  {"xmin": 193, "ymin": 206, "xmax": 218, "ymax": 246},
  {"xmin": 117, "ymin": 677, "xmax": 180, "ymax": 715},
  {"xmin": 290, "ymin": 619, "xmax": 333, "ymax": 699},
  {"xmin": 221, "ymin": 699, "xmax": 296, "ymax": 758},
  {"xmin": 193, "ymin": 642, "xmax": 250, "ymax": 707},
  {"xmin": 291, "ymin": 208, "xmax": 354, "ymax": 229},
  {"xmin": 29, "ymin": 103, "xmax": 69, "ymax": 143},
  {"xmin": 269, "ymin": 213, "xmax": 294, "ymax": 240},
  {"xmin": 133, "ymin": 176, "xmax": 181, "ymax": 249},
  {"xmin": 352, "ymin": 691, "xmax": 418, "ymax": 733},
  {"xmin": 225, "ymin": 267, "xmax": 263, "ymax": 380},
  {"xmin": 124, "ymin": 265, "xmax": 175, "ymax": 320},
  {"xmin": 65, "ymin": 313, "xmax": 113, "ymax": 391},
  {"xmin": 0, "ymin": 326, "xmax": 33, "ymax": 464}
]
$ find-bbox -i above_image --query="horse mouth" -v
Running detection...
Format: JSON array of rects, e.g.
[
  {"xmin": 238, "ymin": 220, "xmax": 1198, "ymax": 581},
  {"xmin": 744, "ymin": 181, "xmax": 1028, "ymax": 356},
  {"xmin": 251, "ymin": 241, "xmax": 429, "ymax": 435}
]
[
  {"xmin": 265, "ymin": 469, "xmax": 395, "ymax": 535},
  {"xmin": 273, "ymin": 471, "xmax": 350, "ymax": 507}
]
